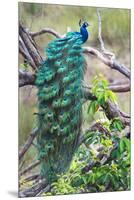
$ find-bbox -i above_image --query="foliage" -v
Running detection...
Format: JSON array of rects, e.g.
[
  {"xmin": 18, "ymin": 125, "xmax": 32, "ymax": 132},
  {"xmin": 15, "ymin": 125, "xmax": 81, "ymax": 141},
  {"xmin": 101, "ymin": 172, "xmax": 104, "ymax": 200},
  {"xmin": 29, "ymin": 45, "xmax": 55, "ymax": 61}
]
[
  {"xmin": 43, "ymin": 132, "xmax": 130, "ymax": 195},
  {"xmin": 88, "ymin": 75, "xmax": 116, "ymax": 115}
]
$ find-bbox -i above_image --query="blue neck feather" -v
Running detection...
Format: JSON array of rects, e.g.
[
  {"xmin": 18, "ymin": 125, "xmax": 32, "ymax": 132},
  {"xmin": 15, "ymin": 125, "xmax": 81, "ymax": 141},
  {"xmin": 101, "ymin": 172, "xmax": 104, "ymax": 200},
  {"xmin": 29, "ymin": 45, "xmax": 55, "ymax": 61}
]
[{"xmin": 80, "ymin": 24, "xmax": 88, "ymax": 43}]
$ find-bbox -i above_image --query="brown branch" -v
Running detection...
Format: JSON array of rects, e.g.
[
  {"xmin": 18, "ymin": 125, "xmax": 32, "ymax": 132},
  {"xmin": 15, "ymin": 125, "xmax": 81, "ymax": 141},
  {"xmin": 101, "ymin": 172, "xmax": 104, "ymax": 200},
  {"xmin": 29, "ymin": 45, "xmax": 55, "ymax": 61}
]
[
  {"xmin": 19, "ymin": 36, "xmax": 37, "ymax": 70},
  {"xmin": 19, "ymin": 160, "xmax": 40, "ymax": 176},
  {"xmin": 30, "ymin": 28, "xmax": 62, "ymax": 38},
  {"xmin": 21, "ymin": 173, "xmax": 40, "ymax": 183},
  {"xmin": 19, "ymin": 69, "xmax": 35, "ymax": 87},
  {"xmin": 97, "ymin": 9, "xmax": 115, "ymax": 59},
  {"xmin": 83, "ymin": 47, "xmax": 130, "ymax": 79},
  {"xmin": 108, "ymin": 84, "xmax": 130, "ymax": 92},
  {"xmin": 83, "ymin": 83, "xmax": 130, "ymax": 93},
  {"xmin": 19, "ymin": 127, "xmax": 38, "ymax": 161},
  {"xmin": 19, "ymin": 23, "xmax": 43, "ymax": 69},
  {"xmin": 82, "ymin": 141, "xmax": 118, "ymax": 173},
  {"xmin": 102, "ymin": 100, "xmax": 130, "ymax": 126},
  {"xmin": 83, "ymin": 89, "xmax": 130, "ymax": 125},
  {"xmin": 19, "ymin": 178, "xmax": 50, "ymax": 197},
  {"xmin": 78, "ymin": 122, "xmax": 111, "ymax": 146}
]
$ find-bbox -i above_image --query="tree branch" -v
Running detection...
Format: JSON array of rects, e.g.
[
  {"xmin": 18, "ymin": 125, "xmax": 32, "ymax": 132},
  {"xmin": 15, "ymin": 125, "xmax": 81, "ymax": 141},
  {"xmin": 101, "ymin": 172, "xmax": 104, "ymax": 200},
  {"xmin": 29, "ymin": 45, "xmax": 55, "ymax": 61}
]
[
  {"xmin": 19, "ymin": 178, "xmax": 50, "ymax": 197},
  {"xmin": 83, "ymin": 47, "xmax": 130, "ymax": 79},
  {"xmin": 19, "ymin": 23, "xmax": 43, "ymax": 69},
  {"xmin": 19, "ymin": 160, "xmax": 40, "ymax": 176},
  {"xmin": 81, "ymin": 141, "xmax": 118, "ymax": 173},
  {"xmin": 30, "ymin": 28, "xmax": 62, "ymax": 38},
  {"xmin": 21, "ymin": 173, "xmax": 40, "ymax": 183},
  {"xmin": 97, "ymin": 9, "xmax": 115, "ymax": 59},
  {"xmin": 19, "ymin": 127, "xmax": 38, "ymax": 161},
  {"xmin": 78, "ymin": 122, "xmax": 111, "ymax": 146},
  {"xmin": 83, "ymin": 83, "xmax": 130, "ymax": 93},
  {"xmin": 19, "ymin": 69, "xmax": 35, "ymax": 87},
  {"xmin": 83, "ymin": 89, "xmax": 130, "ymax": 125}
]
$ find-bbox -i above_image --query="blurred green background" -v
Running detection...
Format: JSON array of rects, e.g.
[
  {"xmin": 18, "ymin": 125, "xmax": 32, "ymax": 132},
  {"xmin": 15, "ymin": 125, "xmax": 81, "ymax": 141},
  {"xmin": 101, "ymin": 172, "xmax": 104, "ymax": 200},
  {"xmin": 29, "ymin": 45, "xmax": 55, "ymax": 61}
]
[{"xmin": 19, "ymin": 2, "xmax": 130, "ymax": 168}]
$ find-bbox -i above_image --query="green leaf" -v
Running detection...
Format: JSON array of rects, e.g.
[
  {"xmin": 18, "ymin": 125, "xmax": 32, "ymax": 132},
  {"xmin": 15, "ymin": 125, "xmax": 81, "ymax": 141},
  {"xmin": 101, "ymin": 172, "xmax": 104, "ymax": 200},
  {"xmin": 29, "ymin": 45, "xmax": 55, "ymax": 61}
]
[
  {"xmin": 87, "ymin": 101, "xmax": 99, "ymax": 115},
  {"xmin": 105, "ymin": 90, "xmax": 116, "ymax": 102},
  {"xmin": 119, "ymin": 138, "xmax": 125, "ymax": 153}
]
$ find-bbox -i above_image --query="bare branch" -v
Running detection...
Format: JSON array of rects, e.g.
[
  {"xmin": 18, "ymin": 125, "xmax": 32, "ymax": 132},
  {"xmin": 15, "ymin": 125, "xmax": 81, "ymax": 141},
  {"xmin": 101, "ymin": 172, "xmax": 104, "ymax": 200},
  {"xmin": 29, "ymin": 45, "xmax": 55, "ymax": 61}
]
[
  {"xmin": 97, "ymin": 9, "xmax": 105, "ymax": 52},
  {"xmin": 97, "ymin": 9, "xmax": 115, "ymax": 59},
  {"xmin": 19, "ymin": 36, "xmax": 37, "ymax": 70},
  {"xmin": 21, "ymin": 173, "xmax": 40, "ymax": 183},
  {"xmin": 30, "ymin": 28, "xmax": 62, "ymax": 38},
  {"xmin": 19, "ymin": 23, "xmax": 43, "ymax": 69},
  {"xmin": 19, "ymin": 69, "xmax": 35, "ymax": 87},
  {"xmin": 83, "ymin": 83, "xmax": 130, "ymax": 93},
  {"xmin": 83, "ymin": 47, "xmax": 130, "ymax": 79},
  {"xmin": 101, "ymin": 100, "xmax": 130, "ymax": 126},
  {"xmin": 19, "ymin": 178, "xmax": 50, "ymax": 197},
  {"xmin": 19, "ymin": 160, "xmax": 40, "ymax": 176},
  {"xmin": 108, "ymin": 84, "xmax": 130, "ymax": 92},
  {"xmin": 19, "ymin": 127, "xmax": 38, "ymax": 161}
]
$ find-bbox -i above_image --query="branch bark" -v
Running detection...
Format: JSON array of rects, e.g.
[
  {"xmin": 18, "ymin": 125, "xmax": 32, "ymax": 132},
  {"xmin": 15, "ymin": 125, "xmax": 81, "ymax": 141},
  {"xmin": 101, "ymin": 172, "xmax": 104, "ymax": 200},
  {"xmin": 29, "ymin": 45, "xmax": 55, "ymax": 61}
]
[
  {"xmin": 83, "ymin": 89, "xmax": 130, "ymax": 125},
  {"xmin": 97, "ymin": 9, "xmax": 115, "ymax": 59},
  {"xmin": 78, "ymin": 122, "xmax": 111, "ymax": 146},
  {"xmin": 81, "ymin": 141, "xmax": 118, "ymax": 173},
  {"xmin": 83, "ymin": 47, "xmax": 130, "ymax": 79},
  {"xmin": 19, "ymin": 160, "xmax": 41, "ymax": 176},
  {"xmin": 30, "ymin": 28, "xmax": 62, "ymax": 38},
  {"xmin": 19, "ymin": 23, "xmax": 43, "ymax": 70},
  {"xmin": 83, "ymin": 83, "xmax": 130, "ymax": 93},
  {"xmin": 19, "ymin": 178, "xmax": 50, "ymax": 197},
  {"xmin": 19, "ymin": 127, "xmax": 38, "ymax": 161},
  {"xmin": 19, "ymin": 69, "xmax": 35, "ymax": 87}
]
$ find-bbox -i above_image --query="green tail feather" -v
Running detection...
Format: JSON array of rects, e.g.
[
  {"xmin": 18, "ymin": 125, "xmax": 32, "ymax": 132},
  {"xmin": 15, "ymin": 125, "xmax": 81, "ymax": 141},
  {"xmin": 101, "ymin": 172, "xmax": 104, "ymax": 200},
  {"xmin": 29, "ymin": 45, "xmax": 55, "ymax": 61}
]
[{"xmin": 35, "ymin": 33, "xmax": 86, "ymax": 182}]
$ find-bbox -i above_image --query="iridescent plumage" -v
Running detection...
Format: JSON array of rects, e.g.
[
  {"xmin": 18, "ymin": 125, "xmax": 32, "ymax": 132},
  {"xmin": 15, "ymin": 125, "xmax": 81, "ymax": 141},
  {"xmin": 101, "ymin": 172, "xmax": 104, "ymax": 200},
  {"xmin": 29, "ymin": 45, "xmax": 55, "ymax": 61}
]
[{"xmin": 35, "ymin": 20, "xmax": 89, "ymax": 182}]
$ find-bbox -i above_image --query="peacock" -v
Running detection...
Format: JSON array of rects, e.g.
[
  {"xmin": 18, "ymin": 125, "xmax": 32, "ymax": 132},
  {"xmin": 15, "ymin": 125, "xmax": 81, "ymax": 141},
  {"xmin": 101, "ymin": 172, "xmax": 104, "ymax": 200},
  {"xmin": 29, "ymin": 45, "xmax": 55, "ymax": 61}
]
[{"xmin": 35, "ymin": 20, "xmax": 89, "ymax": 182}]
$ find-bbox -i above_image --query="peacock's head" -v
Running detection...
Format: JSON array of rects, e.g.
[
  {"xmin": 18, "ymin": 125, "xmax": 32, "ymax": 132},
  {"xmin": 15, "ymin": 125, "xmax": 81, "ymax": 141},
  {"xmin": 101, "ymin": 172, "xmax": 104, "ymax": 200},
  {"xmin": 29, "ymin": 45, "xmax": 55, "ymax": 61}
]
[{"xmin": 79, "ymin": 19, "xmax": 89, "ymax": 28}]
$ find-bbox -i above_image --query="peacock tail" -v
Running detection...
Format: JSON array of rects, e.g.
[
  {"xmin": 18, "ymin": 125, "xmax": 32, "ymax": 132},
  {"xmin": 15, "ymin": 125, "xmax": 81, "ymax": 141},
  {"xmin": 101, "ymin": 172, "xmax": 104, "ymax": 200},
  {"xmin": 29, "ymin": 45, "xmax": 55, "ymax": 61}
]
[{"xmin": 35, "ymin": 22, "xmax": 88, "ymax": 182}]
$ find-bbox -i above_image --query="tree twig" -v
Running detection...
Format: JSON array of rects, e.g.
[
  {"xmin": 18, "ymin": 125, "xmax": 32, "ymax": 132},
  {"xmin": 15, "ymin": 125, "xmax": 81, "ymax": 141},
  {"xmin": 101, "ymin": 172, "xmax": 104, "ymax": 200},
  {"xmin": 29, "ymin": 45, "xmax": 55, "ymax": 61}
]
[
  {"xmin": 19, "ymin": 160, "xmax": 41, "ymax": 176},
  {"xmin": 97, "ymin": 9, "xmax": 115, "ymax": 59},
  {"xmin": 21, "ymin": 173, "xmax": 40, "ymax": 183},
  {"xmin": 19, "ymin": 127, "xmax": 38, "ymax": 161}
]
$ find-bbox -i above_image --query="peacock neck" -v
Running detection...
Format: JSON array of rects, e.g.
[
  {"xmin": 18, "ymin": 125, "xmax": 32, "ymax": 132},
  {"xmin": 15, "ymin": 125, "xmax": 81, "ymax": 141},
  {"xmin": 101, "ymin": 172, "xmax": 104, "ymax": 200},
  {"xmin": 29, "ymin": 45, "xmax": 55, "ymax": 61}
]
[{"xmin": 80, "ymin": 26, "xmax": 88, "ymax": 43}]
